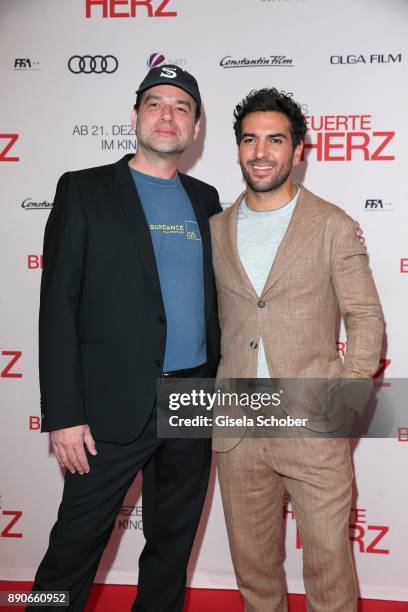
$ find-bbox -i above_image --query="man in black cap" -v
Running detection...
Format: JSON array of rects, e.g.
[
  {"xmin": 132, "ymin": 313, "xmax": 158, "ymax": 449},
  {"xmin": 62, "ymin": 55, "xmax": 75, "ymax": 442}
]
[{"xmin": 28, "ymin": 65, "xmax": 221, "ymax": 611}]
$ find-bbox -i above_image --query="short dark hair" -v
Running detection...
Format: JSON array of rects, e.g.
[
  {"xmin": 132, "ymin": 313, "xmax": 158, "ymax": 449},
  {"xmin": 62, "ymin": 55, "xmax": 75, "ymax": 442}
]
[
  {"xmin": 233, "ymin": 88, "xmax": 307, "ymax": 148},
  {"xmin": 134, "ymin": 90, "xmax": 201, "ymax": 122}
]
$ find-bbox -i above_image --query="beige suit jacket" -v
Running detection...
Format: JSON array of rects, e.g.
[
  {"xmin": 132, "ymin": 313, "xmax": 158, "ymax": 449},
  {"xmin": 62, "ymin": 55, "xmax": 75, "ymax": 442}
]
[{"xmin": 210, "ymin": 185, "xmax": 384, "ymax": 451}]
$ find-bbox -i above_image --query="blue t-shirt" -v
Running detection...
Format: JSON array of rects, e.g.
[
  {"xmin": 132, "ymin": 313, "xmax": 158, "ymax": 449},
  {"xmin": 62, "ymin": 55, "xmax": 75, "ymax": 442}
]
[{"xmin": 131, "ymin": 168, "xmax": 206, "ymax": 371}]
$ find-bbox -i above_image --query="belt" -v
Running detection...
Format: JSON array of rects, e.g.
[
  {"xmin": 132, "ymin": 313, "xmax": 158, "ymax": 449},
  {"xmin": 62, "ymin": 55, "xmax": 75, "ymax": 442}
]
[{"xmin": 161, "ymin": 363, "xmax": 207, "ymax": 379}]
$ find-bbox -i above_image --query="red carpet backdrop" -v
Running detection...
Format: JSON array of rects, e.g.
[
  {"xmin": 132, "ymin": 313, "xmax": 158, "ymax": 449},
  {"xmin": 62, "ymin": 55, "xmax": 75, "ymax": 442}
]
[{"xmin": 1, "ymin": 0, "xmax": 407, "ymax": 602}]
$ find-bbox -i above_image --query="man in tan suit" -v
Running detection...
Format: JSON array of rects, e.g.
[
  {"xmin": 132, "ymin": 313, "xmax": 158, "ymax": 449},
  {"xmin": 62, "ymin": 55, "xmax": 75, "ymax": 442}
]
[{"xmin": 210, "ymin": 88, "xmax": 384, "ymax": 611}]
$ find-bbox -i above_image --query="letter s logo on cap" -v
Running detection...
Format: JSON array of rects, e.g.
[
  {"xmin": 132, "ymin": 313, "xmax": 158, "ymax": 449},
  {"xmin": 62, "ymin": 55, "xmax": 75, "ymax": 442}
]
[{"xmin": 160, "ymin": 67, "xmax": 177, "ymax": 79}]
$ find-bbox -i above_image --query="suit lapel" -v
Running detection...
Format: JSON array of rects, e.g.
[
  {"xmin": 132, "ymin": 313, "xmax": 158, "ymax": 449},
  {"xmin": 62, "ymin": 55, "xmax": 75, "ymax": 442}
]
[
  {"xmin": 113, "ymin": 155, "xmax": 163, "ymax": 304},
  {"xmin": 222, "ymin": 186, "xmax": 328, "ymax": 299},
  {"xmin": 223, "ymin": 192, "xmax": 259, "ymax": 299},
  {"xmin": 261, "ymin": 186, "xmax": 326, "ymax": 296},
  {"xmin": 179, "ymin": 173, "xmax": 214, "ymax": 323}
]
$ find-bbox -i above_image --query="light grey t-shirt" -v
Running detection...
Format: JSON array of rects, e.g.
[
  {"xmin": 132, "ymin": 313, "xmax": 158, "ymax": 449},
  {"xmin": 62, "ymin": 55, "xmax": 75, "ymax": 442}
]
[{"xmin": 237, "ymin": 187, "xmax": 300, "ymax": 377}]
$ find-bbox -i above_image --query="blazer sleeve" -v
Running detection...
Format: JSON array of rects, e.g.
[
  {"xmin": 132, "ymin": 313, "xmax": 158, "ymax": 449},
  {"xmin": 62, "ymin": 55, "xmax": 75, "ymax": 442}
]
[
  {"xmin": 210, "ymin": 186, "xmax": 222, "ymax": 216},
  {"xmin": 330, "ymin": 213, "xmax": 384, "ymax": 414},
  {"xmin": 39, "ymin": 172, "xmax": 87, "ymax": 431}
]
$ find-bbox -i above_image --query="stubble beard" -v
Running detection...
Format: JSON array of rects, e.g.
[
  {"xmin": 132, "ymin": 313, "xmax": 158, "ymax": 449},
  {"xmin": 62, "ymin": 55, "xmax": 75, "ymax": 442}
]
[
  {"xmin": 136, "ymin": 122, "xmax": 194, "ymax": 158},
  {"xmin": 138, "ymin": 134, "xmax": 183, "ymax": 157},
  {"xmin": 241, "ymin": 157, "xmax": 293, "ymax": 193}
]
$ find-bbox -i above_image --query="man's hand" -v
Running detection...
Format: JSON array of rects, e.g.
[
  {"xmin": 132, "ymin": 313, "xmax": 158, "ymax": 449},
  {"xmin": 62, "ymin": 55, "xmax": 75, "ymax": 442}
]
[{"xmin": 50, "ymin": 424, "xmax": 97, "ymax": 475}]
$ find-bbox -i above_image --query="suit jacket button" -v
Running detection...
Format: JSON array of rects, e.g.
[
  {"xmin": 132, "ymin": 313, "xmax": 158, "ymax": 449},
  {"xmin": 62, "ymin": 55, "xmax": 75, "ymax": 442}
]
[
  {"xmin": 154, "ymin": 359, "xmax": 162, "ymax": 367},
  {"xmin": 158, "ymin": 315, "xmax": 166, "ymax": 324},
  {"xmin": 258, "ymin": 300, "xmax": 266, "ymax": 308},
  {"xmin": 250, "ymin": 341, "xmax": 258, "ymax": 349}
]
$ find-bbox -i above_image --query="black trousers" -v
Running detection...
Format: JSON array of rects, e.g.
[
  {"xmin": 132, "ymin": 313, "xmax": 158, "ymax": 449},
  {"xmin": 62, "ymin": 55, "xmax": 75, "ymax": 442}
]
[{"xmin": 28, "ymin": 397, "xmax": 211, "ymax": 611}]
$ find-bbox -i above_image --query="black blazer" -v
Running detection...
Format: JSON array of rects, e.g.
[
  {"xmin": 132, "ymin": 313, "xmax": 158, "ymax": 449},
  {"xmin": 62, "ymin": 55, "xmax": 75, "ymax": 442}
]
[{"xmin": 39, "ymin": 154, "xmax": 221, "ymax": 443}]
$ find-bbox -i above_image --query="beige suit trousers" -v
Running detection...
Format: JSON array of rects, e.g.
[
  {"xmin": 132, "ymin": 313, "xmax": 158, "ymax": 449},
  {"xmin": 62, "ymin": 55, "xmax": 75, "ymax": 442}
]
[{"xmin": 216, "ymin": 437, "xmax": 357, "ymax": 612}]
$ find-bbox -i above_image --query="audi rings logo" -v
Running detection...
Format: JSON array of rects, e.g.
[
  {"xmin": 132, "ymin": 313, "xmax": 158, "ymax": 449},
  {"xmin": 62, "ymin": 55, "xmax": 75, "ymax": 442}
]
[{"xmin": 68, "ymin": 55, "xmax": 118, "ymax": 74}]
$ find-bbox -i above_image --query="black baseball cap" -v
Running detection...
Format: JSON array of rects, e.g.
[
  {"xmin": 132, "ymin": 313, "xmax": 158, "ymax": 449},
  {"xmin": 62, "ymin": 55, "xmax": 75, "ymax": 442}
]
[{"xmin": 136, "ymin": 64, "xmax": 201, "ymax": 109}]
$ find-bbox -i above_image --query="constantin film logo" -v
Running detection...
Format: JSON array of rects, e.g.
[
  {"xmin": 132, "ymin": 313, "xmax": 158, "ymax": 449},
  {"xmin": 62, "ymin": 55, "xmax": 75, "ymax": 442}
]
[
  {"xmin": 330, "ymin": 53, "xmax": 402, "ymax": 65},
  {"xmin": 85, "ymin": 0, "xmax": 177, "ymax": 18},
  {"xmin": 21, "ymin": 198, "xmax": 53, "ymax": 211},
  {"xmin": 68, "ymin": 55, "xmax": 118, "ymax": 74},
  {"xmin": 0, "ymin": 496, "xmax": 23, "ymax": 539},
  {"xmin": 147, "ymin": 52, "xmax": 187, "ymax": 69},
  {"xmin": 220, "ymin": 55, "xmax": 294, "ymax": 68}
]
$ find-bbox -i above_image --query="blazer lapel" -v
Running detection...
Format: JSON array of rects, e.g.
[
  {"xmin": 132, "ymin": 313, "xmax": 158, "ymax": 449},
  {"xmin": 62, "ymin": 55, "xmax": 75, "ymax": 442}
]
[
  {"xmin": 113, "ymin": 155, "xmax": 163, "ymax": 304},
  {"xmin": 223, "ymin": 193, "xmax": 259, "ymax": 299},
  {"xmin": 179, "ymin": 173, "xmax": 214, "ymax": 323},
  {"xmin": 261, "ymin": 185, "xmax": 326, "ymax": 297}
]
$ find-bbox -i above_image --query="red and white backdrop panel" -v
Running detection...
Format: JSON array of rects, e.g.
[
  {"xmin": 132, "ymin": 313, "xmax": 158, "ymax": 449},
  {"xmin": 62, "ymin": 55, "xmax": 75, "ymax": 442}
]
[{"xmin": 1, "ymin": 0, "xmax": 407, "ymax": 602}]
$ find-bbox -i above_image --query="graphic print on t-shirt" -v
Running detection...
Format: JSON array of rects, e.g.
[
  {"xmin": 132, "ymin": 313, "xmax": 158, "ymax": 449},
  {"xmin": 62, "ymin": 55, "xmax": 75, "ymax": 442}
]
[
  {"xmin": 130, "ymin": 167, "xmax": 206, "ymax": 371},
  {"xmin": 149, "ymin": 219, "xmax": 201, "ymax": 240}
]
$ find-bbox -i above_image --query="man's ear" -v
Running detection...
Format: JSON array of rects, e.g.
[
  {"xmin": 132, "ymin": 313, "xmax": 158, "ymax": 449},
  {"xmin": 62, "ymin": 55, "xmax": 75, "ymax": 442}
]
[
  {"xmin": 193, "ymin": 118, "xmax": 201, "ymax": 142},
  {"xmin": 293, "ymin": 140, "xmax": 304, "ymax": 166},
  {"xmin": 131, "ymin": 108, "xmax": 137, "ymax": 132}
]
